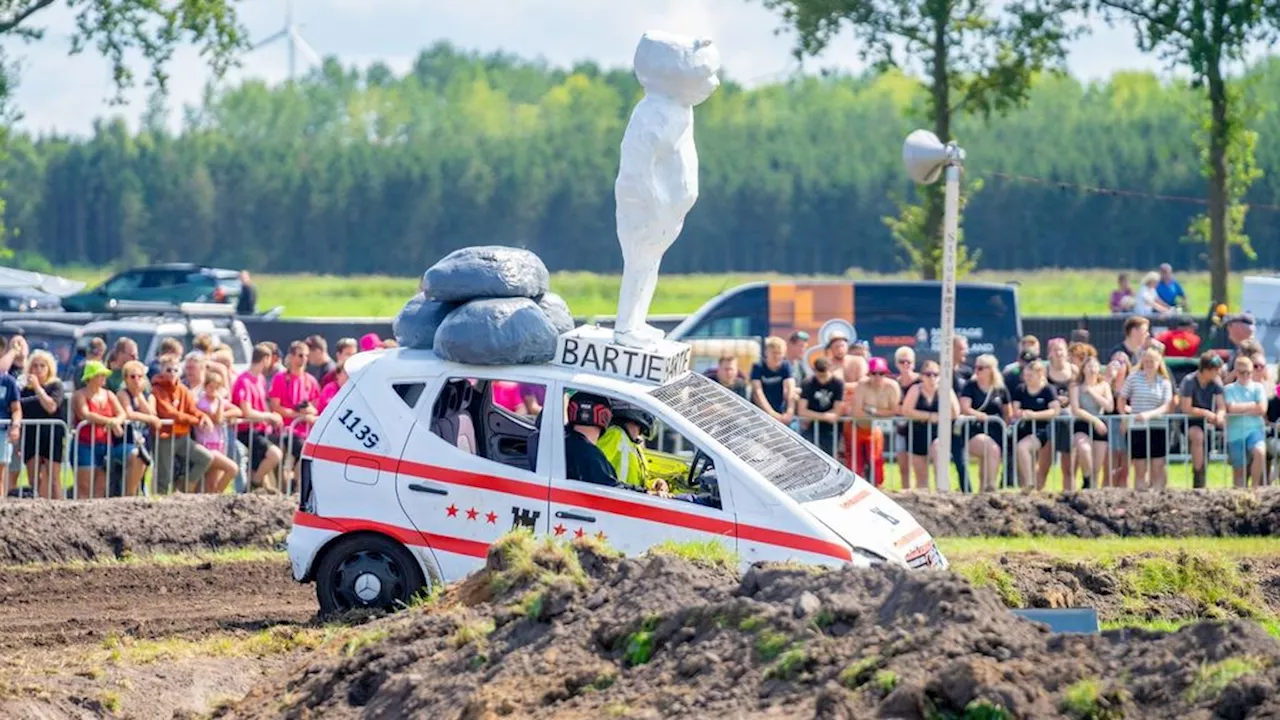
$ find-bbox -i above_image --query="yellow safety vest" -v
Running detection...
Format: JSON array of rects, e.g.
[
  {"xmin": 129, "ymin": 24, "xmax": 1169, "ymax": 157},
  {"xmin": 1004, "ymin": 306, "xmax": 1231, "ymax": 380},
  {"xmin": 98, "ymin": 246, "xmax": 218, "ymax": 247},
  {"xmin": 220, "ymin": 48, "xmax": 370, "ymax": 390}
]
[{"xmin": 598, "ymin": 425, "xmax": 652, "ymax": 490}]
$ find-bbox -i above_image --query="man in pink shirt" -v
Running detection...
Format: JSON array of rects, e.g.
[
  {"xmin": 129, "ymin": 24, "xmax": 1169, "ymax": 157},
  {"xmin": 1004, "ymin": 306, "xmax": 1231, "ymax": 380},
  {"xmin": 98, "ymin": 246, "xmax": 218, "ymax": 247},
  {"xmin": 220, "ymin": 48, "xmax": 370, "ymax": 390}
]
[
  {"xmin": 234, "ymin": 343, "xmax": 285, "ymax": 491},
  {"xmin": 270, "ymin": 340, "xmax": 322, "ymax": 465}
]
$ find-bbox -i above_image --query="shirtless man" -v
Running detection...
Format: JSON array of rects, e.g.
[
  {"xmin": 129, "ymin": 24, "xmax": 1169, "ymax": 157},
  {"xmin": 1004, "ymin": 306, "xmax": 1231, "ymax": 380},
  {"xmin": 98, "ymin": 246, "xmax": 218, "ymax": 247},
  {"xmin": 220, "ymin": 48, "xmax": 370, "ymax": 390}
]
[
  {"xmin": 850, "ymin": 357, "xmax": 902, "ymax": 487},
  {"xmin": 825, "ymin": 334, "xmax": 862, "ymax": 383}
]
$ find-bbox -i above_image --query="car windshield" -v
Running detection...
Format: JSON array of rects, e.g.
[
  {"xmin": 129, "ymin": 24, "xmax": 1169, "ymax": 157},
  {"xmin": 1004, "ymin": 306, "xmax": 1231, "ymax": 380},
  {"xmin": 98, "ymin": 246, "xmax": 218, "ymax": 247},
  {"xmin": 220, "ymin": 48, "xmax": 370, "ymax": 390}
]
[{"xmin": 647, "ymin": 372, "xmax": 855, "ymax": 503}]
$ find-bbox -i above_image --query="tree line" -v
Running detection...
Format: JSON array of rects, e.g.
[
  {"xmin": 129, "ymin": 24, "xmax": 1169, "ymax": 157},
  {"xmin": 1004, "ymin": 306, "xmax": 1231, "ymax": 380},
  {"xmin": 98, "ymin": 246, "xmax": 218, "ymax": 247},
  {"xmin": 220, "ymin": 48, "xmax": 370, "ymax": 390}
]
[{"xmin": 6, "ymin": 42, "xmax": 1280, "ymax": 278}]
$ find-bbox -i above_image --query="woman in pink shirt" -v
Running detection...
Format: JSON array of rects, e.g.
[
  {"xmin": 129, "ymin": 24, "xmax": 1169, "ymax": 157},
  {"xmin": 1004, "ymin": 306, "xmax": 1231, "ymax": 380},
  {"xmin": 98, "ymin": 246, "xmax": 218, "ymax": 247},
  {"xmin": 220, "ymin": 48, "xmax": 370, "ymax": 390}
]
[
  {"xmin": 316, "ymin": 363, "xmax": 348, "ymax": 414},
  {"xmin": 269, "ymin": 341, "xmax": 321, "ymax": 474}
]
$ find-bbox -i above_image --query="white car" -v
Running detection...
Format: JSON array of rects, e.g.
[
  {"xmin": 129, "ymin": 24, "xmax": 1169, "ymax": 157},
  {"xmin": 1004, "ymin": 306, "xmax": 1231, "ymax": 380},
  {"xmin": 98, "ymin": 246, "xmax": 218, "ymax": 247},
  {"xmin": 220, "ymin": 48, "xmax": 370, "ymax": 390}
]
[{"xmin": 288, "ymin": 328, "xmax": 947, "ymax": 614}]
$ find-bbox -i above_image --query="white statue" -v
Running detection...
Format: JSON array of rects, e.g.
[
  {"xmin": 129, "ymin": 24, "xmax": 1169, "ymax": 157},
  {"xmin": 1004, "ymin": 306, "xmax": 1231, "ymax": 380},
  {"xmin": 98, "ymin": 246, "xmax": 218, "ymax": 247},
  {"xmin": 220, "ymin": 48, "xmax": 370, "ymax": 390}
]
[{"xmin": 613, "ymin": 31, "xmax": 721, "ymax": 348}]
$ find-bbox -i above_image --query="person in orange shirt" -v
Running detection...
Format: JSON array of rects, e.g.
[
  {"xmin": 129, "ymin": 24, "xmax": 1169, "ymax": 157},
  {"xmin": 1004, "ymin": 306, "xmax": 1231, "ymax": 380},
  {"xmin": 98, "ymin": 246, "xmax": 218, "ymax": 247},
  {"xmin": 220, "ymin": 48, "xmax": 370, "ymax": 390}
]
[
  {"xmin": 1156, "ymin": 316, "xmax": 1201, "ymax": 358},
  {"xmin": 151, "ymin": 354, "xmax": 238, "ymax": 494}
]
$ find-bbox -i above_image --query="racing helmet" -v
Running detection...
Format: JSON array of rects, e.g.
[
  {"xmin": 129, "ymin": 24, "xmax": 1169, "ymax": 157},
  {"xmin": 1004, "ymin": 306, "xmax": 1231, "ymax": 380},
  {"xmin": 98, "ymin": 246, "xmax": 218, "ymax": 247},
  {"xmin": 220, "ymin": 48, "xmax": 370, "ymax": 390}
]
[
  {"xmin": 567, "ymin": 391, "xmax": 613, "ymax": 430},
  {"xmin": 610, "ymin": 401, "xmax": 654, "ymax": 436}
]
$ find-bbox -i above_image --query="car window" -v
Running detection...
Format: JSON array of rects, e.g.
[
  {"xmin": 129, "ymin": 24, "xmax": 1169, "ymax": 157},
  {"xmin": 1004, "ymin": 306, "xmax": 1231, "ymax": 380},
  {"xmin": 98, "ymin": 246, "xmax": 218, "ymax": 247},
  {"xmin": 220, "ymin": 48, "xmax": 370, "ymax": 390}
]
[
  {"xmin": 101, "ymin": 272, "xmax": 143, "ymax": 295},
  {"xmin": 430, "ymin": 377, "xmax": 544, "ymax": 473},
  {"xmin": 648, "ymin": 372, "xmax": 854, "ymax": 503},
  {"xmin": 394, "ymin": 382, "xmax": 426, "ymax": 408},
  {"xmin": 561, "ymin": 387, "xmax": 723, "ymax": 509}
]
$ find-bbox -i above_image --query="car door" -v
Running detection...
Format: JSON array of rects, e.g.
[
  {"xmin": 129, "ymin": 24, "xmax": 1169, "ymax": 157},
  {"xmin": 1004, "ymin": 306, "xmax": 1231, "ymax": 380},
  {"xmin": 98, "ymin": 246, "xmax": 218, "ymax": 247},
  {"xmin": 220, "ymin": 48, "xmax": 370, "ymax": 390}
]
[
  {"xmin": 546, "ymin": 392, "xmax": 737, "ymax": 557},
  {"xmin": 394, "ymin": 373, "xmax": 554, "ymax": 583}
]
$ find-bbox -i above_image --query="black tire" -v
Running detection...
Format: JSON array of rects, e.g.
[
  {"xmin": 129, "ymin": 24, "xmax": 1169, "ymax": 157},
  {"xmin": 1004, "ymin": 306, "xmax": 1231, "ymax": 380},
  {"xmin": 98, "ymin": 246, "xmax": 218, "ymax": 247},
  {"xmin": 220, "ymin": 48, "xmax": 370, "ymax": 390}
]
[{"xmin": 315, "ymin": 534, "xmax": 427, "ymax": 616}]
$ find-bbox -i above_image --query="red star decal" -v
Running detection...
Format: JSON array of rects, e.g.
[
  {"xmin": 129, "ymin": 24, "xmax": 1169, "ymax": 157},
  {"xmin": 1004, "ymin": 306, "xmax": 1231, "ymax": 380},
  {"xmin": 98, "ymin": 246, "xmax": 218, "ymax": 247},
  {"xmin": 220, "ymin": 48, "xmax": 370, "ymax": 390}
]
[
  {"xmin": 466, "ymin": 507, "xmax": 479, "ymax": 521},
  {"xmin": 595, "ymin": 530, "xmax": 607, "ymax": 541},
  {"xmin": 485, "ymin": 511, "xmax": 498, "ymax": 524},
  {"xmin": 445, "ymin": 504, "xmax": 458, "ymax": 518},
  {"xmin": 553, "ymin": 524, "xmax": 566, "ymax": 536},
  {"xmin": 574, "ymin": 527, "xmax": 585, "ymax": 539}
]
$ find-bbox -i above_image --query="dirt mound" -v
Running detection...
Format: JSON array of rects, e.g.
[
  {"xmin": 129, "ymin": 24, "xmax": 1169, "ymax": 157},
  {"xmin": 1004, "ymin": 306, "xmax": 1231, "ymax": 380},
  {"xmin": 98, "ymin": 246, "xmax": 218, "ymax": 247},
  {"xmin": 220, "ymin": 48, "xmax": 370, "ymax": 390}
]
[
  {"xmin": 896, "ymin": 488, "xmax": 1280, "ymax": 537},
  {"xmin": 957, "ymin": 552, "xmax": 1280, "ymax": 628},
  {"xmin": 216, "ymin": 536, "xmax": 1280, "ymax": 720},
  {"xmin": 0, "ymin": 495, "xmax": 297, "ymax": 565}
]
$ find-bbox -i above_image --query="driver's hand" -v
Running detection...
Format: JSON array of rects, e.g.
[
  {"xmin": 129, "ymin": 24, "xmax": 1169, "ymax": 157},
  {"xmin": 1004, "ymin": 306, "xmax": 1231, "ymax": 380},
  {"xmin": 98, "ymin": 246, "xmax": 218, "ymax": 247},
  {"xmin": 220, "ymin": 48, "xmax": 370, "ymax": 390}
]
[{"xmin": 650, "ymin": 479, "xmax": 671, "ymax": 498}]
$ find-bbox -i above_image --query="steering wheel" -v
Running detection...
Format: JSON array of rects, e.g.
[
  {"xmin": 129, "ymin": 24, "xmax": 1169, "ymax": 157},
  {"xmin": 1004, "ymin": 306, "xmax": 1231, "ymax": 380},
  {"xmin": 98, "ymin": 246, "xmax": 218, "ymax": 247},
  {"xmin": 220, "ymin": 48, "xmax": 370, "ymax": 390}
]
[{"xmin": 686, "ymin": 449, "xmax": 709, "ymax": 492}]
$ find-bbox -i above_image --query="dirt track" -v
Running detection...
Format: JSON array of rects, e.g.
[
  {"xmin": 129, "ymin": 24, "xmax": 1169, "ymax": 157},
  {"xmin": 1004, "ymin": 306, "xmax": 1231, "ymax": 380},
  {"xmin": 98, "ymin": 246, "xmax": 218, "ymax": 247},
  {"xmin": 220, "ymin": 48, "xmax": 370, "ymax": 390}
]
[
  {"xmin": 0, "ymin": 558, "xmax": 313, "ymax": 651},
  {"xmin": 0, "ymin": 557, "xmax": 315, "ymax": 720}
]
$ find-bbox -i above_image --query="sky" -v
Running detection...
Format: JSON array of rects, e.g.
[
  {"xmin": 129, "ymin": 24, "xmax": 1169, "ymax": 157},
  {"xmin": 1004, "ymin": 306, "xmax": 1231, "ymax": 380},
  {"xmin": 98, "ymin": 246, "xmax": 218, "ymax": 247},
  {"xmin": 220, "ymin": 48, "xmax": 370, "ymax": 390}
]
[{"xmin": 4, "ymin": 0, "xmax": 1197, "ymax": 137}]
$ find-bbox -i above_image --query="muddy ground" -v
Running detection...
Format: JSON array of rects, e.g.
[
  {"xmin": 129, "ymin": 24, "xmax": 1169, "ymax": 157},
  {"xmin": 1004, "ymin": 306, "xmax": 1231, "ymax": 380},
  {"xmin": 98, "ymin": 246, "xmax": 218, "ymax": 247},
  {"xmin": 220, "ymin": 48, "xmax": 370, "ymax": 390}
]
[
  {"xmin": 0, "ymin": 495, "xmax": 296, "ymax": 564},
  {"xmin": 893, "ymin": 488, "xmax": 1280, "ymax": 537},
  {"xmin": 0, "ymin": 556, "xmax": 316, "ymax": 720},
  {"xmin": 2, "ymin": 488, "xmax": 1280, "ymax": 570},
  {"xmin": 212, "ymin": 537, "xmax": 1280, "ymax": 720},
  {"xmin": 955, "ymin": 552, "xmax": 1280, "ymax": 627}
]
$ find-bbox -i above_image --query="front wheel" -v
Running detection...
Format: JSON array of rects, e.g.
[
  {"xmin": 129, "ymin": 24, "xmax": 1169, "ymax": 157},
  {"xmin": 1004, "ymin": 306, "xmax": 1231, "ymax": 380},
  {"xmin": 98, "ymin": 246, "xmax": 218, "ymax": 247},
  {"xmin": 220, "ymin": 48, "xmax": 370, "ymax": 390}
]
[{"xmin": 315, "ymin": 534, "xmax": 427, "ymax": 615}]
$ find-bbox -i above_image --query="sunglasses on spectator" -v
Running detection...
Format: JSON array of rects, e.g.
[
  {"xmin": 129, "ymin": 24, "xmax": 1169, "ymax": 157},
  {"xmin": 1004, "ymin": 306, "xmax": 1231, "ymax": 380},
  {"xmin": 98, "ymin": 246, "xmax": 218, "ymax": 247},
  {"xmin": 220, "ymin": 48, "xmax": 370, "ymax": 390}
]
[
  {"xmin": 897, "ymin": 359, "xmax": 912, "ymax": 365},
  {"xmin": 870, "ymin": 372, "xmax": 888, "ymax": 377},
  {"xmin": 922, "ymin": 371, "xmax": 939, "ymax": 377}
]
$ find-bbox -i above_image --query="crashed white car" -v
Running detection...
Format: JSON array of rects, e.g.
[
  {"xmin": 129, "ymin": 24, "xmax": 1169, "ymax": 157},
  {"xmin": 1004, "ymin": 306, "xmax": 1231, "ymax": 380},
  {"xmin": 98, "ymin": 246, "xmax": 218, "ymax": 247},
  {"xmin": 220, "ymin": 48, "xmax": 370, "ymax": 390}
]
[{"xmin": 288, "ymin": 327, "xmax": 947, "ymax": 614}]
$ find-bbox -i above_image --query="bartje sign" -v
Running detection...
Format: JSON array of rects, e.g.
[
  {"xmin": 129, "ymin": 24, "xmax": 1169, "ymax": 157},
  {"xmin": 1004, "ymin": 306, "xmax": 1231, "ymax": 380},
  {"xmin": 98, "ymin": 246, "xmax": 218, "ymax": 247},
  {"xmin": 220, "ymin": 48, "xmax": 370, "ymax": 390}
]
[{"xmin": 555, "ymin": 325, "xmax": 691, "ymax": 385}]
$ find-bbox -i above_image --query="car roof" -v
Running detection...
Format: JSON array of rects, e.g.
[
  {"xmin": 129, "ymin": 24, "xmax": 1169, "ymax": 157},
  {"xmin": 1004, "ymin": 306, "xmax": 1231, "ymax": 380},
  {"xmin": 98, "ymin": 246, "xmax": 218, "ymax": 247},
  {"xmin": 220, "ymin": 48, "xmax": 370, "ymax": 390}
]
[
  {"xmin": 127, "ymin": 264, "xmax": 237, "ymax": 277},
  {"xmin": 354, "ymin": 347, "xmax": 671, "ymax": 398},
  {"xmin": 0, "ymin": 320, "xmax": 81, "ymax": 335}
]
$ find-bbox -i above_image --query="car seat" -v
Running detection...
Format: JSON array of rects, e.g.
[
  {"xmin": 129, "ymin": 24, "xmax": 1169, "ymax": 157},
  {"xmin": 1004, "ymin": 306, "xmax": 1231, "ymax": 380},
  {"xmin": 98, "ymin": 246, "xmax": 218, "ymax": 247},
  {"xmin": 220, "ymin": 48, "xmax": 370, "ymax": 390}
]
[
  {"xmin": 526, "ymin": 409, "xmax": 543, "ymax": 471},
  {"xmin": 431, "ymin": 379, "xmax": 478, "ymax": 454}
]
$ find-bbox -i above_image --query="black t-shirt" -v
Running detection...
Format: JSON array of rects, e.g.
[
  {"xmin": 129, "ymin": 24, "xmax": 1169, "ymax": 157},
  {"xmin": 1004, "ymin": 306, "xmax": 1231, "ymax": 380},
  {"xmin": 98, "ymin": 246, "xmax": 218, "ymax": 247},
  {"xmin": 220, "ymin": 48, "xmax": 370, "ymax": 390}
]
[
  {"xmin": 751, "ymin": 361, "xmax": 792, "ymax": 413},
  {"xmin": 19, "ymin": 381, "xmax": 64, "ymax": 422},
  {"xmin": 954, "ymin": 363, "xmax": 974, "ymax": 388},
  {"xmin": 307, "ymin": 361, "xmax": 335, "ymax": 386},
  {"xmin": 564, "ymin": 427, "xmax": 623, "ymax": 488},
  {"xmin": 237, "ymin": 284, "xmax": 257, "ymax": 315},
  {"xmin": 1107, "ymin": 341, "xmax": 1143, "ymax": 366},
  {"xmin": 801, "ymin": 376, "xmax": 844, "ymax": 418},
  {"xmin": 960, "ymin": 381, "xmax": 1010, "ymax": 419},
  {"xmin": 1012, "ymin": 383, "xmax": 1058, "ymax": 432}
]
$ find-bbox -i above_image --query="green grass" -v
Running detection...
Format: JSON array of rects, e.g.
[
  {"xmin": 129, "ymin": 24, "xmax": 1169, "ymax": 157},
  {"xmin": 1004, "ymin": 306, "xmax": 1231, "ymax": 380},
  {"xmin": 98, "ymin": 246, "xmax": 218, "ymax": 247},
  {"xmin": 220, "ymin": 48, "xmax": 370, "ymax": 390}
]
[
  {"xmin": 50, "ymin": 267, "xmax": 1259, "ymax": 318},
  {"xmin": 941, "ymin": 536, "xmax": 1280, "ymax": 561},
  {"xmin": 1187, "ymin": 656, "xmax": 1269, "ymax": 702},
  {"xmin": 649, "ymin": 539, "xmax": 739, "ymax": 570}
]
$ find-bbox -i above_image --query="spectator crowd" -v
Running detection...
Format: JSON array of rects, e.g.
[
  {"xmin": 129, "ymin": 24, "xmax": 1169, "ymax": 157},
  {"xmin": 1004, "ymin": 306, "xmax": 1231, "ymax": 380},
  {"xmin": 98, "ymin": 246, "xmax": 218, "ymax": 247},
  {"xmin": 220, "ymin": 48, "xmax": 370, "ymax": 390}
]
[
  {"xmin": 0, "ymin": 329, "xmax": 401, "ymax": 499},
  {"xmin": 705, "ymin": 311, "xmax": 1278, "ymax": 491}
]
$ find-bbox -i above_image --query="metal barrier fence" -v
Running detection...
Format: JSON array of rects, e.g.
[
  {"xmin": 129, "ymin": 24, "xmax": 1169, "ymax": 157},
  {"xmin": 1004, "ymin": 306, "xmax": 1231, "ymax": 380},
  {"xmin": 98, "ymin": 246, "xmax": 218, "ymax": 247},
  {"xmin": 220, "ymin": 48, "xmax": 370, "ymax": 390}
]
[
  {"xmin": 0, "ymin": 415, "xmax": 311, "ymax": 499},
  {"xmin": 794, "ymin": 412, "xmax": 1272, "ymax": 491}
]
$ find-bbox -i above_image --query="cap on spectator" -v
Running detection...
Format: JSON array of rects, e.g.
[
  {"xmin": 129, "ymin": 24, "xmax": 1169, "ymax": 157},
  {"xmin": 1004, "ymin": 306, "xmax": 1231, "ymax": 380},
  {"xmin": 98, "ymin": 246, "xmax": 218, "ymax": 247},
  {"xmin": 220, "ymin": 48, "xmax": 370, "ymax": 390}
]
[
  {"xmin": 867, "ymin": 357, "xmax": 890, "ymax": 375},
  {"xmin": 1019, "ymin": 349, "xmax": 1039, "ymax": 363},
  {"xmin": 789, "ymin": 330, "xmax": 809, "ymax": 343},
  {"xmin": 359, "ymin": 333, "xmax": 382, "ymax": 352},
  {"xmin": 1228, "ymin": 312, "xmax": 1256, "ymax": 326},
  {"xmin": 825, "ymin": 332, "xmax": 848, "ymax": 349},
  {"xmin": 81, "ymin": 360, "xmax": 111, "ymax": 382}
]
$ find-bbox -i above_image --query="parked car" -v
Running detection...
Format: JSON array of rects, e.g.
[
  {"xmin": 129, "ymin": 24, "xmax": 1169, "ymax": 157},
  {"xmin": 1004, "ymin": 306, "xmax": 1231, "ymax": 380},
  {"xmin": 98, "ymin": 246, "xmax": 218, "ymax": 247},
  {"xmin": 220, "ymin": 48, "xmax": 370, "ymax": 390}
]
[
  {"xmin": 60, "ymin": 264, "xmax": 242, "ymax": 313},
  {"xmin": 0, "ymin": 286, "xmax": 63, "ymax": 313},
  {"xmin": 0, "ymin": 319, "xmax": 82, "ymax": 386},
  {"xmin": 74, "ymin": 303, "xmax": 253, "ymax": 373}
]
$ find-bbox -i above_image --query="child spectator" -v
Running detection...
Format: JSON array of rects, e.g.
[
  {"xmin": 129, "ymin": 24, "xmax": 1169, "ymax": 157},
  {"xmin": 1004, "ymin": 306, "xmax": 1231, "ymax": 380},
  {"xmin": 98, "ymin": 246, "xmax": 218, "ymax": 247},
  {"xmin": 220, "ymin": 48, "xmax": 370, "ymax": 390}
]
[{"xmin": 1109, "ymin": 273, "xmax": 1134, "ymax": 314}]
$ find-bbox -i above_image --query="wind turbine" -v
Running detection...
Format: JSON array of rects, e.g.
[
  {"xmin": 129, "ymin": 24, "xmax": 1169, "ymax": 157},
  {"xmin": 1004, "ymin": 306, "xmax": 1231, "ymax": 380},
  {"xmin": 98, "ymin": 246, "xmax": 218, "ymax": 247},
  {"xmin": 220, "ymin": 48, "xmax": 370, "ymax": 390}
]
[{"xmin": 251, "ymin": 0, "xmax": 321, "ymax": 83}]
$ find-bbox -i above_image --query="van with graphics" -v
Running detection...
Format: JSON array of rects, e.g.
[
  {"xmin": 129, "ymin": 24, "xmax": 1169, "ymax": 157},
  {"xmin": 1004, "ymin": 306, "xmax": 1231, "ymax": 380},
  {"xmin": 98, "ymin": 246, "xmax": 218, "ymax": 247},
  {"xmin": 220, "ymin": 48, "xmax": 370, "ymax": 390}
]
[
  {"xmin": 667, "ymin": 280, "xmax": 1023, "ymax": 370},
  {"xmin": 287, "ymin": 325, "xmax": 948, "ymax": 614}
]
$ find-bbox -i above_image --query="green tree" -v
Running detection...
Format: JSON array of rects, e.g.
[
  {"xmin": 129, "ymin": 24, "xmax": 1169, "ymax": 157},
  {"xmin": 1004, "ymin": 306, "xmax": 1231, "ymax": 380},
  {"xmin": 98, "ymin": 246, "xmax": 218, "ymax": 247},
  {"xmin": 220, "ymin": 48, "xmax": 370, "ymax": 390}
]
[
  {"xmin": 757, "ymin": 0, "xmax": 1083, "ymax": 278},
  {"xmin": 1097, "ymin": 0, "xmax": 1280, "ymax": 305}
]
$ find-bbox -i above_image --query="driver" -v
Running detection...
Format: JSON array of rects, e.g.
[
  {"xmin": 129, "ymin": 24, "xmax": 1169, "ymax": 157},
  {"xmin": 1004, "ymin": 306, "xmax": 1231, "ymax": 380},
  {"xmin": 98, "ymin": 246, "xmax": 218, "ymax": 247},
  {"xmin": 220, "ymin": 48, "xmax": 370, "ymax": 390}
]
[
  {"xmin": 563, "ymin": 392, "xmax": 630, "ymax": 489},
  {"xmin": 598, "ymin": 401, "xmax": 670, "ymax": 496}
]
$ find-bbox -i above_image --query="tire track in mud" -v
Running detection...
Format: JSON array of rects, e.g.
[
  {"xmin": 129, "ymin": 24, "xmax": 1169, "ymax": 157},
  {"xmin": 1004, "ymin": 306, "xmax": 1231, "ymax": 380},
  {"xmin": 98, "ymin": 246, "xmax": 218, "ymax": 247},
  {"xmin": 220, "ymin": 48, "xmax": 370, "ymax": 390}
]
[{"xmin": 0, "ymin": 557, "xmax": 314, "ymax": 651}]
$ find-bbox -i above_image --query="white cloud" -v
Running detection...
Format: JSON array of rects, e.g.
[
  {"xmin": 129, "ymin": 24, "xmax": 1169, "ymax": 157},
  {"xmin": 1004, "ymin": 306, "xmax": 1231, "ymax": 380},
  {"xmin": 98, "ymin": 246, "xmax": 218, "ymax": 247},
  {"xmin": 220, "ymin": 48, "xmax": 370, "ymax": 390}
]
[{"xmin": 1, "ymin": 0, "xmax": 1208, "ymax": 137}]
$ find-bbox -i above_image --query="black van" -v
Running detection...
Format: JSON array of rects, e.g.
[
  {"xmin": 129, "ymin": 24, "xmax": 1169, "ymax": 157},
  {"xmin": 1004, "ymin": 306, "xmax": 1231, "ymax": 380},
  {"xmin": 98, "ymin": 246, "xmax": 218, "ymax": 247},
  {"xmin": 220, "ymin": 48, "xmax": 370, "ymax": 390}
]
[{"xmin": 667, "ymin": 280, "xmax": 1023, "ymax": 367}]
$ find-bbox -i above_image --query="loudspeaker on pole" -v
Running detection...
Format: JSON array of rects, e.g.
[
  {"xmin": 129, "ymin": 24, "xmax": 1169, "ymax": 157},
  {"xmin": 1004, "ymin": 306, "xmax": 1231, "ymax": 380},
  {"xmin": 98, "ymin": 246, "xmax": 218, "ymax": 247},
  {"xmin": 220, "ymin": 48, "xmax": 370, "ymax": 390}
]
[{"xmin": 902, "ymin": 129, "xmax": 951, "ymax": 185}]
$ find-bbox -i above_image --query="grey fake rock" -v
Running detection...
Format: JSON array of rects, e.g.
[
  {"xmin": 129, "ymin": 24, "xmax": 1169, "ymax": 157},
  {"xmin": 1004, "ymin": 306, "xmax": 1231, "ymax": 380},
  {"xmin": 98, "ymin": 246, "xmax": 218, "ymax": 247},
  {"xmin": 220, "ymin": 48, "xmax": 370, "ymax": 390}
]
[
  {"xmin": 433, "ymin": 297, "xmax": 559, "ymax": 365},
  {"xmin": 537, "ymin": 292, "xmax": 574, "ymax": 335},
  {"xmin": 393, "ymin": 293, "xmax": 455, "ymax": 350},
  {"xmin": 422, "ymin": 246, "xmax": 551, "ymax": 303}
]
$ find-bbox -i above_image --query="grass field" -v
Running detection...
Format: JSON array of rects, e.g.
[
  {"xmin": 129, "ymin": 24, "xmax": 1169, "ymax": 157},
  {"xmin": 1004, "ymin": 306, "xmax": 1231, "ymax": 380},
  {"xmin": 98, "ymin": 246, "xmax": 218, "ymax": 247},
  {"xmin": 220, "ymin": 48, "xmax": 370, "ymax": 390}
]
[{"xmin": 53, "ymin": 268, "xmax": 1258, "ymax": 318}]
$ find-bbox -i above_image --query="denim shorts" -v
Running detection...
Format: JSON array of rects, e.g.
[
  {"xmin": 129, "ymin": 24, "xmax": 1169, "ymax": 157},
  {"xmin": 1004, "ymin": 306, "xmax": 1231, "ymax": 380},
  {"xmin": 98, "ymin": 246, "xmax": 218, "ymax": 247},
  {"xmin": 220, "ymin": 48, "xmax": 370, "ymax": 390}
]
[
  {"xmin": 1227, "ymin": 429, "xmax": 1266, "ymax": 468},
  {"xmin": 73, "ymin": 441, "xmax": 135, "ymax": 469}
]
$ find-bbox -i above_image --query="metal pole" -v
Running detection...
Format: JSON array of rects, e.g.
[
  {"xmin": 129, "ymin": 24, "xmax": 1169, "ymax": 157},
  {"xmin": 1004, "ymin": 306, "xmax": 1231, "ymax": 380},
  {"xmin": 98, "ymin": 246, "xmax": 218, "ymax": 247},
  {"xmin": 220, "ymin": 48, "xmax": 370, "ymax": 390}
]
[{"xmin": 934, "ymin": 163, "xmax": 960, "ymax": 492}]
